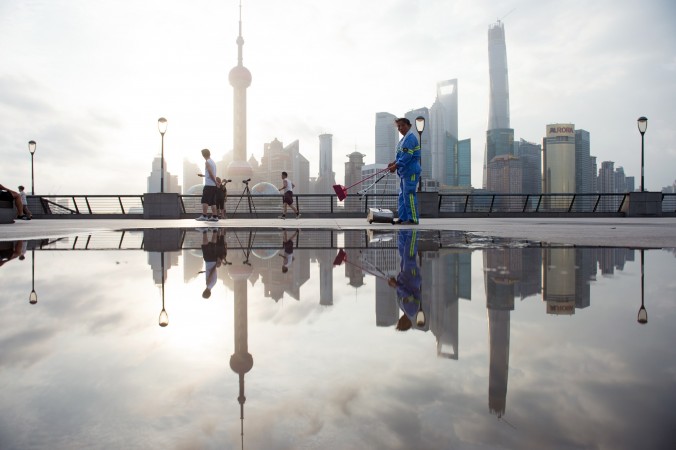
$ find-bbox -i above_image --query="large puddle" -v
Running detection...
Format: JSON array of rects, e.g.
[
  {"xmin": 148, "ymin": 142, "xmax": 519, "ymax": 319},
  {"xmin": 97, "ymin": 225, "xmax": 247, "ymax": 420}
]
[{"xmin": 1, "ymin": 228, "xmax": 675, "ymax": 449}]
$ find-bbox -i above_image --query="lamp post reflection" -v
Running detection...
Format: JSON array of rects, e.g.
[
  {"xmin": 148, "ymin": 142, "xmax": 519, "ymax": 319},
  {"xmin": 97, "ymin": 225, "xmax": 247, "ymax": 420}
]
[
  {"xmin": 637, "ymin": 249, "xmax": 647, "ymax": 325},
  {"xmin": 29, "ymin": 248, "xmax": 37, "ymax": 305},
  {"xmin": 159, "ymin": 251, "xmax": 169, "ymax": 327}
]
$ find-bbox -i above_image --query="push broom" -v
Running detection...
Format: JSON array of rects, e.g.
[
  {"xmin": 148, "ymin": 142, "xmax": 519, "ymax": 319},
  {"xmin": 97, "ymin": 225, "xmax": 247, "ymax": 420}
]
[{"xmin": 333, "ymin": 166, "xmax": 391, "ymax": 201}]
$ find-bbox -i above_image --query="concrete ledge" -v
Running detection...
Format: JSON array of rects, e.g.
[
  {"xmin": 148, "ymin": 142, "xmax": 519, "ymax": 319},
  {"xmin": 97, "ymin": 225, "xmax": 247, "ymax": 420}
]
[
  {"xmin": 418, "ymin": 192, "xmax": 439, "ymax": 218},
  {"xmin": 626, "ymin": 192, "xmax": 663, "ymax": 217},
  {"xmin": 143, "ymin": 193, "xmax": 181, "ymax": 219},
  {"xmin": 0, "ymin": 200, "xmax": 16, "ymax": 224}
]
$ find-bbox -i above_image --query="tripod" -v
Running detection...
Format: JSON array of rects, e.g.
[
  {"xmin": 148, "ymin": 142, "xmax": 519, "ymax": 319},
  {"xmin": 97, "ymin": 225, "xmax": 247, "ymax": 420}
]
[{"xmin": 233, "ymin": 178, "xmax": 258, "ymax": 218}]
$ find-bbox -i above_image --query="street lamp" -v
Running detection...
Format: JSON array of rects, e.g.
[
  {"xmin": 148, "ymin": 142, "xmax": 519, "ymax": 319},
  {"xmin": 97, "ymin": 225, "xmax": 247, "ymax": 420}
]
[
  {"xmin": 157, "ymin": 117, "xmax": 168, "ymax": 193},
  {"xmin": 637, "ymin": 249, "xmax": 648, "ymax": 324},
  {"xmin": 28, "ymin": 140, "xmax": 36, "ymax": 195},
  {"xmin": 415, "ymin": 116, "xmax": 425, "ymax": 192},
  {"xmin": 637, "ymin": 116, "xmax": 647, "ymax": 192}
]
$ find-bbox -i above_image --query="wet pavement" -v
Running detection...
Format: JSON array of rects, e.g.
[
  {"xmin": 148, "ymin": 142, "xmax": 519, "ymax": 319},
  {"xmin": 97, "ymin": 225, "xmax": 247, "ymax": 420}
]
[{"xmin": 1, "ymin": 217, "xmax": 676, "ymax": 247}]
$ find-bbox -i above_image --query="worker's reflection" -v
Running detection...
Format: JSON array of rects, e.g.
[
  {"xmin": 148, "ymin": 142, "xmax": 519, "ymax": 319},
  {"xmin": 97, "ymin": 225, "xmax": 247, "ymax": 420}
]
[{"xmin": 388, "ymin": 229, "xmax": 425, "ymax": 331}]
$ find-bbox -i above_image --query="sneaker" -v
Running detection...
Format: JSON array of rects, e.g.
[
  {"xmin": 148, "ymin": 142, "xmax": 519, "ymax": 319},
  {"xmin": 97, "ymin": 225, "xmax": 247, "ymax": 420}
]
[
  {"xmin": 296, "ymin": 213, "xmax": 301, "ymax": 219},
  {"xmin": 278, "ymin": 215, "xmax": 286, "ymax": 220},
  {"xmin": 208, "ymin": 216, "xmax": 219, "ymax": 222},
  {"xmin": 18, "ymin": 215, "xmax": 30, "ymax": 221},
  {"xmin": 195, "ymin": 215, "xmax": 208, "ymax": 221}
]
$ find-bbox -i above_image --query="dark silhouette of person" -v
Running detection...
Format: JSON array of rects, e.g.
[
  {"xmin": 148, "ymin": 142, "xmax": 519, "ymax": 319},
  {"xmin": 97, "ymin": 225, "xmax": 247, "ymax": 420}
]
[
  {"xmin": 280, "ymin": 229, "xmax": 299, "ymax": 273},
  {"xmin": 0, "ymin": 241, "xmax": 25, "ymax": 267}
]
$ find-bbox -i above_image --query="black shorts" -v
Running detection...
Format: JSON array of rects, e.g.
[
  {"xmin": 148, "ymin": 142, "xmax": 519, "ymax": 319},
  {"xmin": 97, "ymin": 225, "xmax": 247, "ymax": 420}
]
[
  {"xmin": 283, "ymin": 191, "xmax": 293, "ymax": 205},
  {"xmin": 283, "ymin": 240, "xmax": 293, "ymax": 255},
  {"xmin": 202, "ymin": 243, "xmax": 218, "ymax": 262},
  {"xmin": 201, "ymin": 185, "xmax": 218, "ymax": 206}
]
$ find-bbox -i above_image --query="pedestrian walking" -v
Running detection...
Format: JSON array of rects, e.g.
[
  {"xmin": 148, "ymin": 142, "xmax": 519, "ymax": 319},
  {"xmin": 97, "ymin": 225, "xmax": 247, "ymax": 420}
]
[{"xmin": 278, "ymin": 171, "xmax": 300, "ymax": 219}]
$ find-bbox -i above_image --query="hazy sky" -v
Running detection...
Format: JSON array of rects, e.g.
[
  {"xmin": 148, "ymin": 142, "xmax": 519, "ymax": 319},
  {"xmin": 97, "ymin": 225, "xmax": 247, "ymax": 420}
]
[{"xmin": 1, "ymin": 0, "xmax": 675, "ymax": 194}]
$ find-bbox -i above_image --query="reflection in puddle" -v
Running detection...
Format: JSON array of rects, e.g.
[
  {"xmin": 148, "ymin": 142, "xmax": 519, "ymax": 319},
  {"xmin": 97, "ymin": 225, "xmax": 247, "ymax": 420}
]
[{"xmin": 1, "ymin": 229, "xmax": 674, "ymax": 449}]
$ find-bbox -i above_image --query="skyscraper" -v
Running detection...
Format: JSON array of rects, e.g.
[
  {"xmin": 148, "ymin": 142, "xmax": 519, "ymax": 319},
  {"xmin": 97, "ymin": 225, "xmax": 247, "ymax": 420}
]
[
  {"xmin": 516, "ymin": 138, "xmax": 541, "ymax": 195},
  {"xmin": 484, "ymin": 21, "xmax": 514, "ymax": 189},
  {"xmin": 430, "ymin": 79, "xmax": 459, "ymax": 185},
  {"xmin": 316, "ymin": 133, "xmax": 335, "ymax": 194},
  {"xmin": 575, "ymin": 129, "xmax": 592, "ymax": 193},
  {"xmin": 375, "ymin": 112, "xmax": 398, "ymax": 165},
  {"xmin": 543, "ymin": 124, "xmax": 576, "ymax": 197},
  {"xmin": 487, "ymin": 22, "xmax": 510, "ymax": 131}
]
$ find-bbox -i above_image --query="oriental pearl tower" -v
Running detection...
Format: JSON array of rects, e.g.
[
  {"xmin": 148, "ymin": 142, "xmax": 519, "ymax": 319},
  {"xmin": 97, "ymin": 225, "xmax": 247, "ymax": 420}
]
[{"xmin": 227, "ymin": 0, "xmax": 254, "ymax": 185}]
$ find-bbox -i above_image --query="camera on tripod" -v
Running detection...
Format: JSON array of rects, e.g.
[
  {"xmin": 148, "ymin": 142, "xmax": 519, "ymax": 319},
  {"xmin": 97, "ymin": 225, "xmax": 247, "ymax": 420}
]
[{"xmin": 242, "ymin": 178, "xmax": 251, "ymax": 184}]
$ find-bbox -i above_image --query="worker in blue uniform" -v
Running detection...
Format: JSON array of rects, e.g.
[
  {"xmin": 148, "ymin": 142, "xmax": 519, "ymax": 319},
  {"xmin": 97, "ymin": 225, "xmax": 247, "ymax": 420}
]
[{"xmin": 388, "ymin": 118, "xmax": 421, "ymax": 225}]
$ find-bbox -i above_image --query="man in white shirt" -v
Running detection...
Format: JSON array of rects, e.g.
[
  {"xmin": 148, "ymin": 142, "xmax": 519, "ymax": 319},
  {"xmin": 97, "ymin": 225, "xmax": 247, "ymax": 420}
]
[{"xmin": 196, "ymin": 149, "xmax": 219, "ymax": 222}]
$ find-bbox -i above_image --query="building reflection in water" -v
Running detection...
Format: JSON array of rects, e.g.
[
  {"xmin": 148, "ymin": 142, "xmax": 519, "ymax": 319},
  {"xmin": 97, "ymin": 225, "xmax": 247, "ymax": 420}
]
[
  {"xmin": 15, "ymin": 228, "xmax": 647, "ymax": 434},
  {"xmin": 227, "ymin": 238, "xmax": 254, "ymax": 449}
]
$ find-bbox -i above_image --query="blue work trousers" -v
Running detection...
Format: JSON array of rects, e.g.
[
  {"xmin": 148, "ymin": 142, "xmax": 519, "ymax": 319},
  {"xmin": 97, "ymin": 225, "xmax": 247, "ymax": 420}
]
[{"xmin": 397, "ymin": 174, "xmax": 419, "ymax": 223}]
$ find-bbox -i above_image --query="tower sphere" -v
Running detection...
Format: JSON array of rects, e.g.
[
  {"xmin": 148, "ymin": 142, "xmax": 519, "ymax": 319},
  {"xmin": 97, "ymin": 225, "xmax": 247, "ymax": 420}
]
[{"xmin": 229, "ymin": 66, "xmax": 251, "ymax": 88}]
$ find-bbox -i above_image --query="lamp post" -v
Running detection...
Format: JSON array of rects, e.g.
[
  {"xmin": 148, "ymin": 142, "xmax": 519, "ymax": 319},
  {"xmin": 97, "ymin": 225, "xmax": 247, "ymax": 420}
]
[
  {"xmin": 637, "ymin": 249, "xmax": 647, "ymax": 324},
  {"xmin": 157, "ymin": 117, "xmax": 168, "ymax": 193},
  {"xmin": 415, "ymin": 116, "xmax": 425, "ymax": 192},
  {"xmin": 637, "ymin": 116, "xmax": 647, "ymax": 192},
  {"xmin": 29, "ymin": 247, "xmax": 38, "ymax": 305},
  {"xmin": 28, "ymin": 140, "xmax": 36, "ymax": 195},
  {"xmin": 159, "ymin": 251, "xmax": 169, "ymax": 327}
]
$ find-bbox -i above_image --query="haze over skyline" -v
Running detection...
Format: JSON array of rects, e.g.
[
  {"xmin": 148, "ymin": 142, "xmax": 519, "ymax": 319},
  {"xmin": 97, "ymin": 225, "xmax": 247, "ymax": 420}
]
[{"xmin": 1, "ymin": 0, "xmax": 674, "ymax": 194}]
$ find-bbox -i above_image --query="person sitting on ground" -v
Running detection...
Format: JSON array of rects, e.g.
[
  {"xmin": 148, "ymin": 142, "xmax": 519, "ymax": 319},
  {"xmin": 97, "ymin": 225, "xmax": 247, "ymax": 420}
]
[
  {"xmin": 17, "ymin": 186, "xmax": 32, "ymax": 220},
  {"xmin": 0, "ymin": 184, "xmax": 28, "ymax": 220}
]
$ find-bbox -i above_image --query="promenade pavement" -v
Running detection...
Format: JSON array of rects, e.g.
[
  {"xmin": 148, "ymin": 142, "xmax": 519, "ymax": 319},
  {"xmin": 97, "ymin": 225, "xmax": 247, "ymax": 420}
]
[{"xmin": 1, "ymin": 217, "xmax": 675, "ymax": 247}]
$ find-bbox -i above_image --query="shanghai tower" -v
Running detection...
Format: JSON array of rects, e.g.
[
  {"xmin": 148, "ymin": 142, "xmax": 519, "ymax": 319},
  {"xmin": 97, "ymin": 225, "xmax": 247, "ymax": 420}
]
[{"xmin": 483, "ymin": 21, "xmax": 514, "ymax": 189}]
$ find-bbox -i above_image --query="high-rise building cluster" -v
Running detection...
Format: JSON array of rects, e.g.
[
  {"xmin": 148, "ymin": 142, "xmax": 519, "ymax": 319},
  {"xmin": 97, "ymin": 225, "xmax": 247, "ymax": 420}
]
[
  {"xmin": 482, "ymin": 21, "xmax": 636, "ymax": 197},
  {"xmin": 146, "ymin": 17, "xmax": 647, "ymax": 198}
]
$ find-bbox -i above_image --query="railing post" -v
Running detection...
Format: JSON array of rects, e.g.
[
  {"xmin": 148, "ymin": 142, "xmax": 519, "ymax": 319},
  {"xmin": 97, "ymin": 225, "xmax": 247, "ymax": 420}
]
[
  {"xmin": 73, "ymin": 196, "xmax": 81, "ymax": 214},
  {"xmin": 118, "ymin": 196, "xmax": 125, "ymax": 214},
  {"xmin": 593, "ymin": 195, "xmax": 601, "ymax": 212},
  {"xmin": 489, "ymin": 195, "xmax": 496, "ymax": 213},
  {"xmin": 568, "ymin": 194, "xmax": 576, "ymax": 213},
  {"xmin": 464, "ymin": 195, "xmax": 469, "ymax": 213},
  {"xmin": 617, "ymin": 194, "xmax": 627, "ymax": 213},
  {"xmin": 535, "ymin": 195, "xmax": 542, "ymax": 212},
  {"xmin": 523, "ymin": 195, "xmax": 529, "ymax": 212}
]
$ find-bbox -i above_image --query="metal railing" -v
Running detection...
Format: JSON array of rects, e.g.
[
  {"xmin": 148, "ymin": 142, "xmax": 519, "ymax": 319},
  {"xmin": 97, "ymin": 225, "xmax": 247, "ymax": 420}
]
[{"xmin": 25, "ymin": 192, "xmax": 676, "ymax": 218}]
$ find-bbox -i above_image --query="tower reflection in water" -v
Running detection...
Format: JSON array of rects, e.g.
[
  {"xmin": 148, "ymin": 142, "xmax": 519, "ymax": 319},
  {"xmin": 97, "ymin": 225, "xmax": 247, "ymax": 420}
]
[{"xmin": 14, "ymin": 228, "xmax": 648, "ymax": 436}]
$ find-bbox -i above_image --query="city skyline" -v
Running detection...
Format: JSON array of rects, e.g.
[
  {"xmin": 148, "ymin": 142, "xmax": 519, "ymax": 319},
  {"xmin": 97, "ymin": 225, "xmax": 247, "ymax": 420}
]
[{"xmin": 1, "ymin": 0, "xmax": 675, "ymax": 194}]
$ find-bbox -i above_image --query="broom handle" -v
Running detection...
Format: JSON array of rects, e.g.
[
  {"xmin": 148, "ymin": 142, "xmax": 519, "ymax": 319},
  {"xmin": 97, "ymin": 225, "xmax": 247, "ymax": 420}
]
[{"xmin": 344, "ymin": 166, "xmax": 391, "ymax": 190}]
